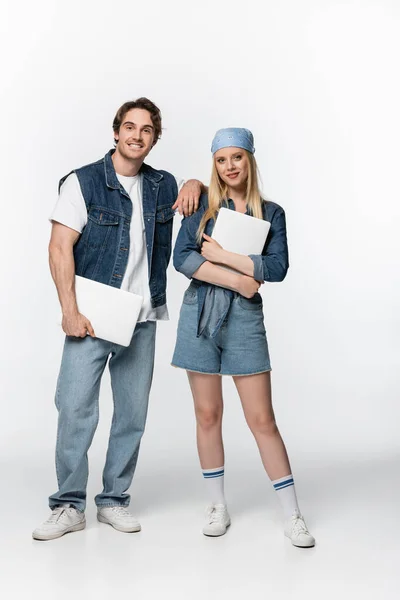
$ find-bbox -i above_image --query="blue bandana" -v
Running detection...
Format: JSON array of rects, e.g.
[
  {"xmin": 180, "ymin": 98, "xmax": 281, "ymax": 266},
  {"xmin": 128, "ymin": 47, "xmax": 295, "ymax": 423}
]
[{"xmin": 211, "ymin": 127, "xmax": 255, "ymax": 155}]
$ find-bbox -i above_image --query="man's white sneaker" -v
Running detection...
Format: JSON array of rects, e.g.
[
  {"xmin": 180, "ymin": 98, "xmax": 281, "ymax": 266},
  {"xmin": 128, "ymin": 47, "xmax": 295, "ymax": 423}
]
[
  {"xmin": 202, "ymin": 504, "xmax": 231, "ymax": 537},
  {"xmin": 284, "ymin": 513, "xmax": 315, "ymax": 547},
  {"xmin": 32, "ymin": 505, "xmax": 86, "ymax": 541},
  {"xmin": 97, "ymin": 506, "xmax": 141, "ymax": 533}
]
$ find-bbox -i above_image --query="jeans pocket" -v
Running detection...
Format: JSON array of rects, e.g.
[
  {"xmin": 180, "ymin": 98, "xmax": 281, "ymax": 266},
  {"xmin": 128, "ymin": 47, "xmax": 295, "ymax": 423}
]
[
  {"xmin": 238, "ymin": 293, "xmax": 263, "ymax": 311},
  {"xmin": 182, "ymin": 288, "xmax": 198, "ymax": 305}
]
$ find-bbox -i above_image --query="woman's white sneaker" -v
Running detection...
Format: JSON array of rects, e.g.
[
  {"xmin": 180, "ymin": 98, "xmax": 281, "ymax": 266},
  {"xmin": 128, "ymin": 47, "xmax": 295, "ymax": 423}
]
[
  {"xmin": 284, "ymin": 513, "xmax": 315, "ymax": 547},
  {"xmin": 32, "ymin": 505, "xmax": 86, "ymax": 541},
  {"xmin": 202, "ymin": 504, "xmax": 231, "ymax": 537},
  {"xmin": 97, "ymin": 506, "xmax": 141, "ymax": 532}
]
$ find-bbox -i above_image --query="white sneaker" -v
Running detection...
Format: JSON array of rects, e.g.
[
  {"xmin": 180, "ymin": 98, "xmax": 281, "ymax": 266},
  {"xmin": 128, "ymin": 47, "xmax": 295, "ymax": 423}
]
[
  {"xmin": 97, "ymin": 506, "xmax": 141, "ymax": 533},
  {"xmin": 32, "ymin": 505, "xmax": 86, "ymax": 541},
  {"xmin": 202, "ymin": 504, "xmax": 231, "ymax": 537},
  {"xmin": 284, "ymin": 513, "xmax": 315, "ymax": 547}
]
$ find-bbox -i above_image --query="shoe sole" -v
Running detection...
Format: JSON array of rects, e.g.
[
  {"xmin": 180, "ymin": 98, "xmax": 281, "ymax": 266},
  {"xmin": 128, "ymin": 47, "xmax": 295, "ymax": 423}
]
[
  {"xmin": 203, "ymin": 521, "xmax": 231, "ymax": 537},
  {"xmin": 32, "ymin": 520, "xmax": 86, "ymax": 541},
  {"xmin": 97, "ymin": 514, "xmax": 141, "ymax": 533},
  {"xmin": 285, "ymin": 532, "xmax": 315, "ymax": 548}
]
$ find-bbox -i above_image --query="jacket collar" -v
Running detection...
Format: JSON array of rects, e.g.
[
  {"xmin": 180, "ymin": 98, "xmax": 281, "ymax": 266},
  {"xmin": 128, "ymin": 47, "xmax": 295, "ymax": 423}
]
[{"xmin": 104, "ymin": 149, "xmax": 164, "ymax": 189}]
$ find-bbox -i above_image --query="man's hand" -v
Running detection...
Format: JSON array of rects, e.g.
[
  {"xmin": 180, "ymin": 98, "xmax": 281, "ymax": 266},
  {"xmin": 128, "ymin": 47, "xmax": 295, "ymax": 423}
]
[
  {"xmin": 172, "ymin": 179, "xmax": 203, "ymax": 217},
  {"xmin": 62, "ymin": 310, "xmax": 95, "ymax": 338},
  {"xmin": 236, "ymin": 275, "xmax": 262, "ymax": 299},
  {"xmin": 201, "ymin": 234, "xmax": 226, "ymax": 264}
]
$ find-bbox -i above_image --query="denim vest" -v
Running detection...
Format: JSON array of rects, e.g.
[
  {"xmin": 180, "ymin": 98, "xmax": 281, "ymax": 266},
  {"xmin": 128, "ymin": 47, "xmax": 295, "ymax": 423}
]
[{"xmin": 59, "ymin": 149, "xmax": 177, "ymax": 308}]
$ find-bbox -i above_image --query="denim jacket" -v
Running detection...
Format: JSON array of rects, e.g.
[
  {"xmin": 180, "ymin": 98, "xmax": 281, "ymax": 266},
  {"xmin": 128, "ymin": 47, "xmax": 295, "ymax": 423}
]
[
  {"xmin": 173, "ymin": 194, "xmax": 289, "ymax": 336},
  {"xmin": 59, "ymin": 149, "xmax": 177, "ymax": 308}
]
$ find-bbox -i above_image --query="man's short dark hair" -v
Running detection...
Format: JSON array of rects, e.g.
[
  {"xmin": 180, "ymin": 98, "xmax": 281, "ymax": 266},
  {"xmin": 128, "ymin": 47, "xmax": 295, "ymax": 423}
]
[{"xmin": 112, "ymin": 97, "xmax": 162, "ymax": 146}]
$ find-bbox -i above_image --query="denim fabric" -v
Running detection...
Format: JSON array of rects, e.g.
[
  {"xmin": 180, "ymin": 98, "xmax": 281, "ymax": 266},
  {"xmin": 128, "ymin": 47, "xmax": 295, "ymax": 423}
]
[
  {"xmin": 49, "ymin": 322, "xmax": 156, "ymax": 511},
  {"xmin": 59, "ymin": 150, "xmax": 177, "ymax": 308},
  {"xmin": 171, "ymin": 284, "xmax": 270, "ymax": 375},
  {"xmin": 173, "ymin": 194, "xmax": 289, "ymax": 337}
]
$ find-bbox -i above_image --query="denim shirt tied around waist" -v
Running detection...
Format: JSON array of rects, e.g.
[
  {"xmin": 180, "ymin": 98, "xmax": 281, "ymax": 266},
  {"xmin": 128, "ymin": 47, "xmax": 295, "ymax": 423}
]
[{"xmin": 172, "ymin": 194, "xmax": 289, "ymax": 337}]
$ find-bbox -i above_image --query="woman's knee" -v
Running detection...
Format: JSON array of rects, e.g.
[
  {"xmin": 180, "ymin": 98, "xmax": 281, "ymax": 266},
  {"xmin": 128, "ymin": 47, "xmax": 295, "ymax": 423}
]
[
  {"xmin": 247, "ymin": 413, "xmax": 278, "ymax": 436},
  {"xmin": 195, "ymin": 406, "xmax": 222, "ymax": 430}
]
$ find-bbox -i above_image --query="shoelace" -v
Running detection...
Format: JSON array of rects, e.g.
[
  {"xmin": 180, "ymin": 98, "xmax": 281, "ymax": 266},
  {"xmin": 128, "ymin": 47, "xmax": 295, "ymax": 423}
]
[
  {"xmin": 108, "ymin": 506, "xmax": 132, "ymax": 518},
  {"xmin": 208, "ymin": 506, "xmax": 226, "ymax": 524},
  {"xmin": 291, "ymin": 515, "xmax": 310, "ymax": 536},
  {"xmin": 46, "ymin": 506, "xmax": 72, "ymax": 524}
]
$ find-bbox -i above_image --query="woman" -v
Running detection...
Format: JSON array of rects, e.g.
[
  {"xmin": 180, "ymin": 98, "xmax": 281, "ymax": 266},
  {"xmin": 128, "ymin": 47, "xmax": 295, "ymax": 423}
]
[{"xmin": 172, "ymin": 128, "xmax": 315, "ymax": 547}]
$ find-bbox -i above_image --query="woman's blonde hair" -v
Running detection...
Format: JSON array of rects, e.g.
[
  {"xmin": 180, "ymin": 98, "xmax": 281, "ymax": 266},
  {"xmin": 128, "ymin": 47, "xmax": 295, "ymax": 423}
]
[{"xmin": 196, "ymin": 150, "xmax": 264, "ymax": 244}]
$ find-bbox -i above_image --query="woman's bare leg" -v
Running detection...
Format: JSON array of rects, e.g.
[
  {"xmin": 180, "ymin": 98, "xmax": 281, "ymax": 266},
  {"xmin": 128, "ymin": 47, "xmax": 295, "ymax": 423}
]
[
  {"xmin": 187, "ymin": 372, "xmax": 224, "ymax": 468},
  {"xmin": 233, "ymin": 371, "xmax": 291, "ymax": 480},
  {"xmin": 187, "ymin": 371, "xmax": 230, "ymax": 535}
]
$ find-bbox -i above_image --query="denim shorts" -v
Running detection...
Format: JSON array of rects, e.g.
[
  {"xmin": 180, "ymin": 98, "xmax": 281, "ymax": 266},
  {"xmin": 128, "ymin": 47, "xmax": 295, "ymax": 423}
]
[{"xmin": 171, "ymin": 286, "xmax": 271, "ymax": 376}]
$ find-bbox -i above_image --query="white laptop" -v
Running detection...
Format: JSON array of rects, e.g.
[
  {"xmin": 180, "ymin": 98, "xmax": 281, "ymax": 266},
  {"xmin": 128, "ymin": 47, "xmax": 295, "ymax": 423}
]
[
  {"xmin": 211, "ymin": 207, "xmax": 271, "ymax": 268},
  {"xmin": 74, "ymin": 276, "xmax": 143, "ymax": 347}
]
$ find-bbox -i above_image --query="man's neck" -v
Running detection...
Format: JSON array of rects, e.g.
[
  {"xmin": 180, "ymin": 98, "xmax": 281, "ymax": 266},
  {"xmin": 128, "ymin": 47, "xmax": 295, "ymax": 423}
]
[{"xmin": 112, "ymin": 149, "xmax": 143, "ymax": 177}]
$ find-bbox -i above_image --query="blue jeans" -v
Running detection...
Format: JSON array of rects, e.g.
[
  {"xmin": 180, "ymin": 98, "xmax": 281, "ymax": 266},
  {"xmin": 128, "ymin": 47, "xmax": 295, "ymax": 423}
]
[{"xmin": 49, "ymin": 321, "xmax": 156, "ymax": 512}]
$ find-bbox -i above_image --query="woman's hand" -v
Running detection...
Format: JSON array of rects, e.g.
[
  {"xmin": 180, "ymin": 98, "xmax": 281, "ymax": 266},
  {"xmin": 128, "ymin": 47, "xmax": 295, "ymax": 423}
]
[
  {"xmin": 236, "ymin": 275, "xmax": 262, "ymax": 298},
  {"xmin": 201, "ymin": 234, "xmax": 226, "ymax": 264}
]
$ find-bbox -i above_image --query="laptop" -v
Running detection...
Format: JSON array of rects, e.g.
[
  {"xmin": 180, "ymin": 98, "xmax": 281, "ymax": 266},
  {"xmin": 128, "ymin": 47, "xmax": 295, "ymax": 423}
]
[
  {"xmin": 211, "ymin": 207, "xmax": 271, "ymax": 267},
  {"xmin": 74, "ymin": 276, "xmax": 143, "ymax": 347}
]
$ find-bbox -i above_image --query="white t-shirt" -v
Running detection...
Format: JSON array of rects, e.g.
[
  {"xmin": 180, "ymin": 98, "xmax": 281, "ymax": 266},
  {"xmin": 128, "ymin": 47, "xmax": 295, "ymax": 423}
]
[{"xmin": 50, "ymin": 172, "xmax": 184, "ymax": 322}]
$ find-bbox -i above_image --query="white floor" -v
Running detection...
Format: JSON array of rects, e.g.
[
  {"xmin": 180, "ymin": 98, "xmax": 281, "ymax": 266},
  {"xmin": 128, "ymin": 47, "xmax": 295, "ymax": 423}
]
[{"xmin": 2, "ymin": 451, "xmax": 399, "ymax": 600}]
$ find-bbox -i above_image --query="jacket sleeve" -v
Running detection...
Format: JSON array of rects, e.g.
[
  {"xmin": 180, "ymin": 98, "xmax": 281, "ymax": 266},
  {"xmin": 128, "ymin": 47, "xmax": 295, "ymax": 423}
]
[
  {"xmin": 173, "ymin": 206, "xmax": 207, "ymax": 279},
  {"xmin": 249, "ymin": 207, "xmax": 289, "ymax": 282}
]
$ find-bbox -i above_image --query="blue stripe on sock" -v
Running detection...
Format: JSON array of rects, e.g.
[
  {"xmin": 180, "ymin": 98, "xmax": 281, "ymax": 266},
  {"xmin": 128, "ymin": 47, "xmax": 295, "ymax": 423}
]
[
  {"xmin": 273, "ymin": 478, "xmax": 294, "ymax": 490},
  {"xmin": 203, "ymin": 470, "xmax": 224, "ymax": 478},
  {"xmin": 274, "ymin": 482, "xmax": 294, "ymax": 491}
]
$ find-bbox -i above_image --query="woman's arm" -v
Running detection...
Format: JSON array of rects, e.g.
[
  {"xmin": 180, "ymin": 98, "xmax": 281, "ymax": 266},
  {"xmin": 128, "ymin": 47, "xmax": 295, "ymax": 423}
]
[
  {"xmin": 200, "ymin": 234, "xmax": 255, "ymax": 277},
  {"xmin": 200, "ymin": 206, "xmax": 289, "ymax": 282},
  {"xmin": 173, "ymin": 201, "xmax": 260, "ymax": 297},
  {"xmin": 192, "ymin": 262, "xmax": 260, "ymax": 298},
  {"xmin": 249, "ymin": 207, "xmax": 289, "ymax": 282}
]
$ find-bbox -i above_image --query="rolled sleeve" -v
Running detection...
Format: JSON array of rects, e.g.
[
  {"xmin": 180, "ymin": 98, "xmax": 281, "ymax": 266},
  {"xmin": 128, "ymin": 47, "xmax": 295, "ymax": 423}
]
[
  {"xmin": 249, "ymin": 254, "xmax": 264, "ymax": 282},
  {"xmin": 179, "ymin": 251, "xmax": 207, "ymax": 278},
  {"xmin": 248, "ymin": 207, "xmax": 289, "ymax": 283}
]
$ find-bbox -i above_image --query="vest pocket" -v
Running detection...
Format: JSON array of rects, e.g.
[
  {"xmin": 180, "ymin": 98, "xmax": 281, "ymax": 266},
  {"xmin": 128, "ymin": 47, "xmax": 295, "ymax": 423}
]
[
  {"xmin": 88, "ymin": 208, "xmax": 120, "ymax": 226},
  {"xmin": 155, "ymin": 206, "xmax": 174, "ymax": 223},
  {"xmin": 86, "ymin": 208, "xmax": 120, "ymax": 250}
]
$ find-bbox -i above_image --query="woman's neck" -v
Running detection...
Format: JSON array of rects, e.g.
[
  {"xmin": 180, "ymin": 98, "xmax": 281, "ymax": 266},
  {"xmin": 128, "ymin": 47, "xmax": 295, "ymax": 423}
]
[{"xmin": 228, "ymin": 187, "xmax": 247, "ymax": 212}]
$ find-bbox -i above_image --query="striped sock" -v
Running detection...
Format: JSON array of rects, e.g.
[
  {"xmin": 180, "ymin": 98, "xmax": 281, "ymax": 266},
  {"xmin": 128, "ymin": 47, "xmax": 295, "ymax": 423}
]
[
  {"xmin": 202, "ymin": 466, "xmax": 226, "ymax": 505},
  {"xmin": 272, "ymin": 474, "xmax": 300, "ymax": 519}
]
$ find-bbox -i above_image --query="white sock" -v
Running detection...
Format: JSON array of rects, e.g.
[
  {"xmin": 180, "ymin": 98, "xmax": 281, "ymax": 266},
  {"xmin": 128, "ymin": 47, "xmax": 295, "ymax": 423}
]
[
  {"xmin": 202, "ymin": 466, "xmax": 226, "ymax": 505},
  {"xmin": 272, "ymin": 474, "xmax": 300, "ymax": 519}
]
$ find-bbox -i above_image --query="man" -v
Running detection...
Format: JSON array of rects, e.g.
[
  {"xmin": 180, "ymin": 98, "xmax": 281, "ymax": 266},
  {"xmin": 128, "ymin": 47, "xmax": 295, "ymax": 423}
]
[{"xmin": 33, "ymin": 98, "xmax": 203, "ymax": 541}]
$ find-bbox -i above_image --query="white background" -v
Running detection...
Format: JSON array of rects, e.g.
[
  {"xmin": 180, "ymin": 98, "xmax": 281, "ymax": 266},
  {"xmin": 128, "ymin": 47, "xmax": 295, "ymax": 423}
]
[{"xmin": 1, "ymin": 1, "xmax": 399, "ymax": 598}]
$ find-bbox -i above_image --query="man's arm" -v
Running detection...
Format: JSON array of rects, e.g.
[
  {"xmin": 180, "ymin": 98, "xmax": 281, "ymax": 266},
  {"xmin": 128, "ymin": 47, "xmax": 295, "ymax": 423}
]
[
  {"xmin": 49, "ymin": 222, "xmax": 95, "ymax": 337},
  {"xmin": 172, "ymin": 179, "xmax": 208, "ymax": 216}
]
